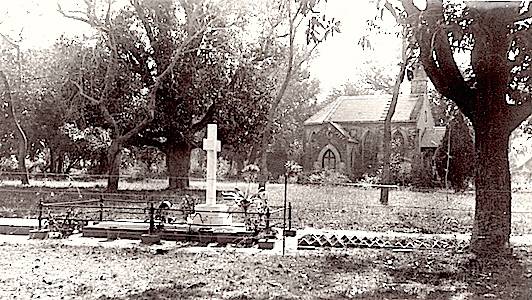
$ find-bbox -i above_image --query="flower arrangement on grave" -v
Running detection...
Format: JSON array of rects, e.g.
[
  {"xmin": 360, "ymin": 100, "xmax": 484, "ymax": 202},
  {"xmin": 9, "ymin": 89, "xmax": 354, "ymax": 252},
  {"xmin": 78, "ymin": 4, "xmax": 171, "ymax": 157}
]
[
  {"xmin": 221, "ymin": 164, "xmax": 269, "ymax": 232},
  {"xmin": 235, "ymin": 164, "xmax": 260, "ymax": 212},
  {"xmin": 179, "ymin": 194, "xmax": 197, "ymax": 220}
]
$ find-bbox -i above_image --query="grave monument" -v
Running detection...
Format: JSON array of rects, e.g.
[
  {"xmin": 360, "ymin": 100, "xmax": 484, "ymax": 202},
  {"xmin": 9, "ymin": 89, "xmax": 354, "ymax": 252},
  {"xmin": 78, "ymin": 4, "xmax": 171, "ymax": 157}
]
[{"xmin": 188, "ymin": 124, "xmax": 233, "ymax": 225}]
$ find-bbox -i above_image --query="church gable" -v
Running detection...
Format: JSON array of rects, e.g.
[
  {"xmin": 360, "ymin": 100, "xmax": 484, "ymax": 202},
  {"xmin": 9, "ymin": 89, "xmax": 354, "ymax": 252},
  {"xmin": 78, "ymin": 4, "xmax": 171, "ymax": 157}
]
[{"xmin": 416, "ymin": 96, "xmax": 436, "ymax": 130}]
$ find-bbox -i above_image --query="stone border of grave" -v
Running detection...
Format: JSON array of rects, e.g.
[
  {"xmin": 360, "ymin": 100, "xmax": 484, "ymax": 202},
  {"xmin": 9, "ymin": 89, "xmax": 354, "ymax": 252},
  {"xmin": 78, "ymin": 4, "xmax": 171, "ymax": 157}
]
[{"xmin": 297, "ymin": 230, "xmax": 470, "ymax": 251}]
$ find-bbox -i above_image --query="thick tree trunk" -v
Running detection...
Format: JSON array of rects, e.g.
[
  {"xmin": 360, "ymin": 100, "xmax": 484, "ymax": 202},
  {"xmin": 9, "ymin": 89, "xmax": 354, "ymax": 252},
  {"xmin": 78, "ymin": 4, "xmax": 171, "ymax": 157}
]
[
  {"xmin": 470, "ymin": 119, "xmax": 512, "ymax": 256},
  {"xmin": 49, "ymin": 146, "xmax": 59, "ymax": 174},
  {"xmin": 106, "ymin": 141, "xmax": 122, "ymax": 192},
  {"xmin": 166, "ymin": 142, "xmax": 191, "ymax": 190},
  {"xmin": 468, "ymin": 9, "xmax": 514, "ymax": 256}
]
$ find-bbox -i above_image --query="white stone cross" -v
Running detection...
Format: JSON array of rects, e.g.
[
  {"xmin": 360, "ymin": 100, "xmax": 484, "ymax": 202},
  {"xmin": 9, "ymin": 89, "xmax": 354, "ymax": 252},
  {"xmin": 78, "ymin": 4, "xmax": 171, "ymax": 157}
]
[{"xmin": 203, "ymin": 124, "xmax": 221, "ymax": 206}]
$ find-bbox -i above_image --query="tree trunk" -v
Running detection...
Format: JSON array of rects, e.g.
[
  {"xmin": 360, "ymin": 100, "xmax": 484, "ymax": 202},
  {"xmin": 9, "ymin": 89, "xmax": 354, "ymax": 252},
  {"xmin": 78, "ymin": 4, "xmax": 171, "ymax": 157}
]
[
  {"xmin": 49, "ymin": 146, "xmax": 56, "ymax": 173},
  {"xmin": 470, "ymin": 117, "xmax": 512, "ymax": 256},
  {"xmin": 0, "ymin": 70, "xmax": 29, "ymax": 185},
  {"xmin": 468, "ymin": 9, "xmax": 514, "ymax": 256},
  {"xmin": 380, "ymin": 37, "xmax": 408, "ymax": 205},
  {"xmin": 166, "ymin": 142, "xmax": 191, "ymax": 190},
  {"xmin": 258, "ymin": 128, "xmax": 271, "ymax": 183},
  {"xmin": 380, "ymin": 119, "xmax": 391, "ymax": 204},
  {"xmin": 56, "ymin": 152, "xmax": 65, "ymax": 174},
  {"xmin": 17, "ymin": 137, "xmax": 29, "ymax": 185},
  {"xmin": 106, "ymin": 141, "xmax": 122, "ymax": 192}
]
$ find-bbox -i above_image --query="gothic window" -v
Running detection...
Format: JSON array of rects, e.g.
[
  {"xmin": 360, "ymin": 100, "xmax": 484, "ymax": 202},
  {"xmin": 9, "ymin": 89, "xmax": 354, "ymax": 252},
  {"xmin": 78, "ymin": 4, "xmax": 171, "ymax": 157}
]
[{"xmin": 322, "ymin": 149, "xmax": 336, "ymax": 170}]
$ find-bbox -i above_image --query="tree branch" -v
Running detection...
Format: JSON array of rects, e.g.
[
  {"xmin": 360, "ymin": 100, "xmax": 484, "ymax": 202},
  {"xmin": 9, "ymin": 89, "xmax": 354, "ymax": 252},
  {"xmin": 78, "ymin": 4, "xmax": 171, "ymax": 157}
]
[
  {"xmin": 191, "ymin": 102, "xmax": 216, "ymax": 133},
  {"xmin": 404, "ymin": 0, "xmax": 476, "ymax": 119},
  {"xmin": 57, "ymin": 3, "xmax": 109, "ymax": 33},
  {"xmin": 70, "ymin": 81, "xmax": 100, "ymax": 106},
  {"xmin": 130, "ymin": 0, "xmax": 157, "ymax": 47},
  {"xmin": 509, "ymin": 95, "xmax": 532, "ymax": 130}
]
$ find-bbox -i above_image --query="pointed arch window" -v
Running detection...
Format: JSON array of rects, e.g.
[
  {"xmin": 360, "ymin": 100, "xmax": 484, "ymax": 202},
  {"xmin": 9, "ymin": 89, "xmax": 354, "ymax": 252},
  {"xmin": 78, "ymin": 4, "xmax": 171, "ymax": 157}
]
[{"xmin": 322, "ymin": 149, "xmax": 336, "ymax": 170}]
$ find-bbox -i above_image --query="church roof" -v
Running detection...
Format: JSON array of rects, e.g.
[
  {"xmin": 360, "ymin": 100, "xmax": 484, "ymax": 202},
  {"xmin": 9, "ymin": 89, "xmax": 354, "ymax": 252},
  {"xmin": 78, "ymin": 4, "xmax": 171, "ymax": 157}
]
[
  {"xmin": 420, "ymin": 126, "xmax": 447, "ymax": 148},
  {"xmin": 304, "ymin": 94, "xmax": 421, "ymax": 126}
]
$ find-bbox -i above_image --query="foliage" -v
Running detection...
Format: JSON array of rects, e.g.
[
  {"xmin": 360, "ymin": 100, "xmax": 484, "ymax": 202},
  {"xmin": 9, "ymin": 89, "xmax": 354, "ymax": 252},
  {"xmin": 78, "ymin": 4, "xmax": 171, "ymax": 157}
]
[
  {"xmin": 255, "ymin": 0, "xmax": 339, "ymax": 180},
  {"xmin": 285, "ymin": 160, "xmax": 303, "ymax": 176},
  {"xmin": 105, "ymin": 0, "xmax": 277, "ymax": 189},
  {"xmin": 435, "ymin": 113, "xmax": 475, "ymax": 192},
  {"xmin": 241, "ymin": 164, "xmax": 261, "ymax": 183},
  {"xmin": 326, "ymin": 60, "xmax": 396, "ymax": 101},
  {"xmin": 268, "ymin": 69, "xmax": 321, "ymax": 166},
  {"xmin": 297, "ymin": 169, "xmax": 351, "ymax": 185}
]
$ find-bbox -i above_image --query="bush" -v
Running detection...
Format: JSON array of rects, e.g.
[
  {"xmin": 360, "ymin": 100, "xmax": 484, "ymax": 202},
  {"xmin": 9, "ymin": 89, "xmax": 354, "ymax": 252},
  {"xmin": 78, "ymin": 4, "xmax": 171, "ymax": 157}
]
[
  {"xmin": 358, "ymin": 168, "xmax": 382, "ymax": 185},
  {"xmin": 297, "ymin": 169, "xmax": 351, "ymax": 185},
  {"xmin": 434, "ymin": 113, "xmax": 475, "ymax": 192}
]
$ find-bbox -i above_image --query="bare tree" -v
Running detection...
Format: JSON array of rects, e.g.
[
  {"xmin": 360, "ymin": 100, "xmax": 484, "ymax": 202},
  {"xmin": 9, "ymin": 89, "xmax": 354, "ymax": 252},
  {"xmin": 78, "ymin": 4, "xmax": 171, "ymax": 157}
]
[{"xmin": 0, "ymin": 33, "xmax": 29, "ymax": 185}]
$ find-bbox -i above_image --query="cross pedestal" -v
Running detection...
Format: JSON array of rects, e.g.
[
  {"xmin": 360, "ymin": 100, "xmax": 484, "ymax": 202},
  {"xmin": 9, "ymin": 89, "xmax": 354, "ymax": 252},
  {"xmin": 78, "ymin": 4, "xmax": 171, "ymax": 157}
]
[{"xmin": 188, "ymin": 124, "xmax": 233, "ymax": 226}]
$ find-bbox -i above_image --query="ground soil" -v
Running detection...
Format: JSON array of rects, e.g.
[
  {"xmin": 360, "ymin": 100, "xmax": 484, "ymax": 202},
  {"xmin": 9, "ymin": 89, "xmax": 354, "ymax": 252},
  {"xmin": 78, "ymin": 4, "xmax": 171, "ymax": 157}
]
[{"xmin": 1, "ymin": 237, "xmax": 532, "ymax": 300}]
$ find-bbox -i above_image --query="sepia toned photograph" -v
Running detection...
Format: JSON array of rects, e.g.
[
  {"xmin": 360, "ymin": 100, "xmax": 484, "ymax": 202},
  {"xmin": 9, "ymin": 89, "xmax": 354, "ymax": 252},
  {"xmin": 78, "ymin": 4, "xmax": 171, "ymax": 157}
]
[{"xmin": 0, "ymin": 0, "xmax": 531, "ymax": 299}]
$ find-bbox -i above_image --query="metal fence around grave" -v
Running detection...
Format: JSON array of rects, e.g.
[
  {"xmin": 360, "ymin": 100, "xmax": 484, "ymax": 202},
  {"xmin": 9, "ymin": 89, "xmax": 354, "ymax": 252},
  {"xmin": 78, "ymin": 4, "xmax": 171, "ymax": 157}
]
[
  {"xmin": 1, "ymin": 174, "xmax": 531, "ymax": 238},
  {"xmin": 31, "ymin": 193, "xmax": 290, "ymax": 238}
]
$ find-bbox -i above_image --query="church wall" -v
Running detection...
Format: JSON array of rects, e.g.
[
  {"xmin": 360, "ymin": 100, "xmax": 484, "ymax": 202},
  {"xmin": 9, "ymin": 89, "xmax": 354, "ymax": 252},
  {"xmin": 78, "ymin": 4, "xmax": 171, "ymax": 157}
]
[
  {"xmin": 303, "ymin": 124, "xmax": 348, "ymax": 173},
  {"xmin": 304, "ymin": 122, "xmax": 420, "ymax": 179}
]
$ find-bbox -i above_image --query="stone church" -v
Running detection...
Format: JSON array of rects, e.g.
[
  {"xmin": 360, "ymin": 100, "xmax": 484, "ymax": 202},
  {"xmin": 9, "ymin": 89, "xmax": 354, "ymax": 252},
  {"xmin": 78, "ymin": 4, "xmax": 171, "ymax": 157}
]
[{"xmin": 303, "ymin": 66, "xmax": 446, "ymax": 178}]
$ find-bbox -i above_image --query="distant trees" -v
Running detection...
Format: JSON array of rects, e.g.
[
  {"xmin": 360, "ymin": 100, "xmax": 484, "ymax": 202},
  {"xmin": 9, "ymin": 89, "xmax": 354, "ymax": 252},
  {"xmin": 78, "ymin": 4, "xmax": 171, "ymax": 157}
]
[
  {"xmin": 255, "ymin": 0, "xmax": 339, "ymax": 182},
  {"xmin": 327, "ymin": 62, "xmax": 396, "ymax": 100}
]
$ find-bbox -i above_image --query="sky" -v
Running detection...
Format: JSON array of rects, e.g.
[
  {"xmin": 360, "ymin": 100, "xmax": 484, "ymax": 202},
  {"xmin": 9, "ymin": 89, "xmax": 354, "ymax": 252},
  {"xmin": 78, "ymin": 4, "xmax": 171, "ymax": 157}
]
[{"xmin": 0, "ymin": 0, "xmax": 403, "ymax": 100}]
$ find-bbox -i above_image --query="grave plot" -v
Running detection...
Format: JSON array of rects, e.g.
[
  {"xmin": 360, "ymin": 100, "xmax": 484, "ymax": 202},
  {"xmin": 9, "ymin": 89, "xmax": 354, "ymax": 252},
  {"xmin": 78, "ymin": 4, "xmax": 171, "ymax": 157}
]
[{"xmin": 23, "ymin": 124, "xmax": 292, "ymax": 248}]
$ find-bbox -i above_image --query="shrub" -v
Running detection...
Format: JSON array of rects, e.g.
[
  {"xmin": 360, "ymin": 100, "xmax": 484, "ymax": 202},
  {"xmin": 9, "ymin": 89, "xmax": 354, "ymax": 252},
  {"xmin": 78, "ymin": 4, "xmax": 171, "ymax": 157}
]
[
  {"xmin": 297, "ymin": 169, "xmax": 351, "ymax": 185},
  {"xmin": 357, "ymin": 167, "xmax": 382, "ymax": 185},
  {"xmin": 434, "ymin": 113, "xmax": 475, "ymax": 192}
]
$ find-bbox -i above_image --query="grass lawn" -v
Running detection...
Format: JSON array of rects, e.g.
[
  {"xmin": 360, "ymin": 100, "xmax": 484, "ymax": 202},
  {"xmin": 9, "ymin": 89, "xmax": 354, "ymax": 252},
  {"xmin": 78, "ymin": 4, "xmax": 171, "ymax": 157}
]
[
  {"xmin": 1, "ymin": 239, "xmax": 531, "ymax": 299},
  {"xmin": 1, "ymin": 179, "xmax": 531, "ymax": 235}
]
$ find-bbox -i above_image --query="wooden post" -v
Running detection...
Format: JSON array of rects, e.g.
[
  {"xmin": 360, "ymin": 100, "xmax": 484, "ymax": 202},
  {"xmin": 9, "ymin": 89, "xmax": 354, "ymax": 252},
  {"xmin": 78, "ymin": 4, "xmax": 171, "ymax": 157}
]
[
  {"xmin": 288, "ymin": 202, "xmax": 292, "ymax": 230},
  {"xmin": 149, "ymin": 202, "xmax": 155, "ymax": 234},
  {"xmin": 38, "ymin": 200, "xmax": 43, "ymax": 230},
  {"xmin": 282, "ymin": 174, "xmax": 288, "ymax": 256},
  {"xmin": 99, "ymin": 195, "xmax": 104, "ymax": 221},
  {"xmin": 265, "ymin": 207, "xmax": 270, "ymax": 230}
]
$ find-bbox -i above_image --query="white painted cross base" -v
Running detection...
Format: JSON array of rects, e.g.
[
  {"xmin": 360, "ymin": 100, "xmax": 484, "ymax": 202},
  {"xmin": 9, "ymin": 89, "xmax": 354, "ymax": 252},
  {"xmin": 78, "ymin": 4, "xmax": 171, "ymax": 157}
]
[{"xmin": 188, "ymin": 204, "xmax": 233, "ymax": 226}]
